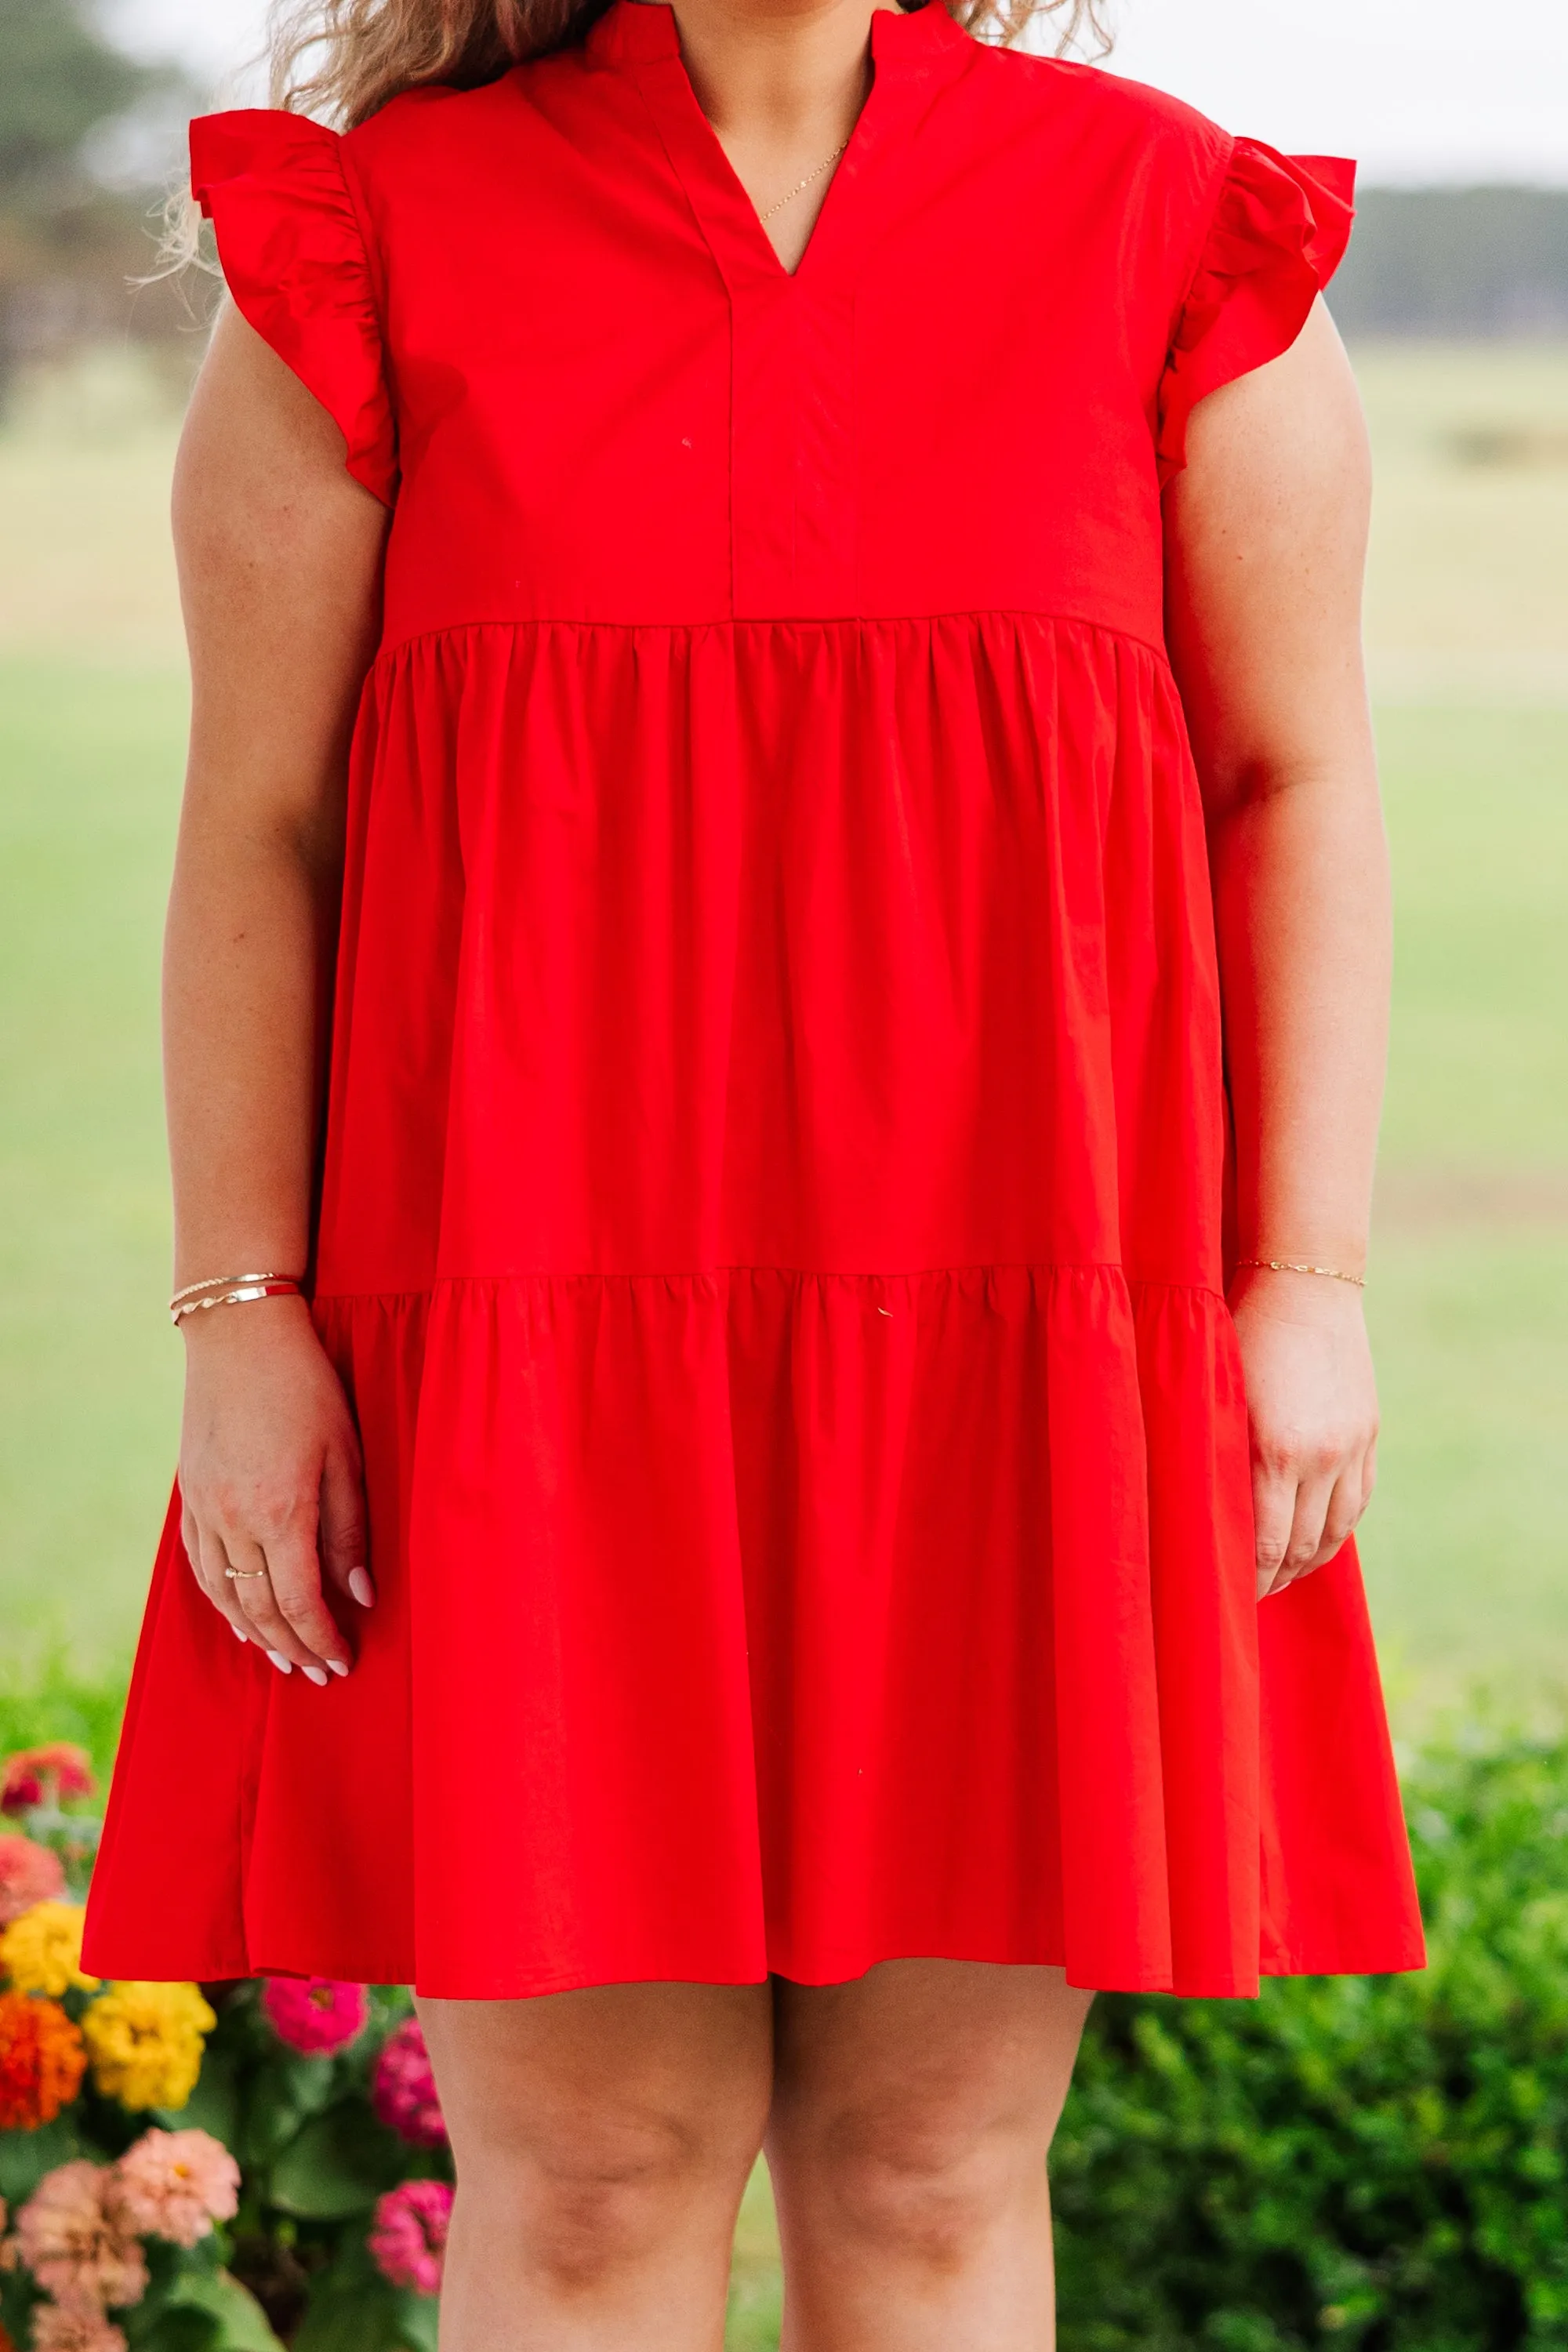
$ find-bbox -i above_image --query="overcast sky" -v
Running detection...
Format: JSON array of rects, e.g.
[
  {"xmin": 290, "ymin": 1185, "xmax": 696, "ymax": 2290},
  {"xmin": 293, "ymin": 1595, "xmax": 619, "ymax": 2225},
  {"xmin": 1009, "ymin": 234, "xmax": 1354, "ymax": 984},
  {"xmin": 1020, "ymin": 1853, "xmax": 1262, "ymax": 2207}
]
[{"xmin": 107, "ymin": 0, "xmax": 1568, "ymax": 186}]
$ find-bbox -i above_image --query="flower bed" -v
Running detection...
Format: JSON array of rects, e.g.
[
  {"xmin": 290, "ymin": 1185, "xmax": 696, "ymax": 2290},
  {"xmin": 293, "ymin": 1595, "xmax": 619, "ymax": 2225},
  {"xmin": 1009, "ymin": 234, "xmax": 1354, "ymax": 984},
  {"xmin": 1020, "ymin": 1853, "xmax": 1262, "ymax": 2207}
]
[{"xmin": 0, "ymin": 1746, "xmax": 452, "ymax": 2352}]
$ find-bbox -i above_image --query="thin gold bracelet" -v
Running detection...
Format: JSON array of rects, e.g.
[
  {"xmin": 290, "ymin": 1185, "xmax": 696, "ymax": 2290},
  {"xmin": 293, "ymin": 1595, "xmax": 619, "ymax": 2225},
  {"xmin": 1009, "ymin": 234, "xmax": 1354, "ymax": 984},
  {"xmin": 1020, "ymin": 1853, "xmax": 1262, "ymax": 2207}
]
[
  {"xmin": 170, "ymin": 1279, "xmax": 304, "ymax": 1327},
  {"xmin": 169, "ymin": 1271, "xmax": 298, "ymax": 1311},
  {"xmin": 1236, "ymin": 1258, "xmax": 1367, "ymax": 1289}
]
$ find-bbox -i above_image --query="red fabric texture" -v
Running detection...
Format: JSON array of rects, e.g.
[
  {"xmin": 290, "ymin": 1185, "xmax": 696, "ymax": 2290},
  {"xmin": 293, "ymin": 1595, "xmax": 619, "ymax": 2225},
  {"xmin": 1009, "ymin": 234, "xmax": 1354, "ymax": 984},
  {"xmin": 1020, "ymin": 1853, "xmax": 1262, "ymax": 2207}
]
[
  {"xmin": 86, "ymin": 0, "xmax": 1422, "ymax": 2000},
  {"xmin": 1157, "ymin": 141, "xmax": 1356, "ymax": 483}
]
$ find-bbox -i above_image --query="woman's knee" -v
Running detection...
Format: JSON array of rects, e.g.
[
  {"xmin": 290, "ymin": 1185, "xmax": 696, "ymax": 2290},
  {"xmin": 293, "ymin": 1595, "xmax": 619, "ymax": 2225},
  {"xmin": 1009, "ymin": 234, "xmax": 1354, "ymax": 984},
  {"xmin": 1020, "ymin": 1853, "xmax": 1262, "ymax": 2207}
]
[
  {"xmin": 419, "ymin": 1985, "xmax": 769, "ymax": 2292},
  {"xmin": 499, "ymin": 2100, "xmax": 752, "ymax": 2291},
  {"xmin": 769, "ymin": 2090, "xmax": 1048, "ymax": 2276},
  {"xmin": 765, "ymin": 1962, "xmax": 1091, "ymax": 2276}
]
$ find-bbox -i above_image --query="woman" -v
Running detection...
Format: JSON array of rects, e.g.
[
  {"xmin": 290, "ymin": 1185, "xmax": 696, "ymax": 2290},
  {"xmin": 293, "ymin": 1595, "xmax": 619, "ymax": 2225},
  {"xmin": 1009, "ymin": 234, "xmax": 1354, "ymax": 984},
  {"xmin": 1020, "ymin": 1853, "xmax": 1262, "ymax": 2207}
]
[{"xmin": 84, "ymin": 0, "xmax": 1425, "ymax": 2338}]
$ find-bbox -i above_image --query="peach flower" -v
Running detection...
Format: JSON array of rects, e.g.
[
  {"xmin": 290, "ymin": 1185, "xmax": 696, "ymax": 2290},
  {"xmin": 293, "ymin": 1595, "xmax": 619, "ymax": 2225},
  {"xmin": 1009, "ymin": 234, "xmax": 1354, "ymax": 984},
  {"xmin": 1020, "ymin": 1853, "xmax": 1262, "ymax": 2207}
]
[
  {"xmin": 13, "ymin": 2161, "xmax": 147, "ymax": 2312},
  {"xmin": 30, "ymin": 2313, "xmax": 128, "ymax": 2352},
  {"xmin": 0, "ymin": 1835, "xmax": 66, "ymax": 1926},
  {"xmin": 110, "ymin": 2130, "xmax": 240, "ymax": 2249}
]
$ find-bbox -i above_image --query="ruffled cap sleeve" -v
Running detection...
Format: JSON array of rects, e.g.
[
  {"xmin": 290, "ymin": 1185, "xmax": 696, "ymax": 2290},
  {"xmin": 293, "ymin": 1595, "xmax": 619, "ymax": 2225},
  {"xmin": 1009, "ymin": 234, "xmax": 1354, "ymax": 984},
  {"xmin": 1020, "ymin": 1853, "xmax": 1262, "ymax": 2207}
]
[
  {"xmin": 1158, "ymin": 140, "xmax": 1355, "ymax": 487},
  {"xmin": 191, "ymin": 111, "xmax": 397, "ymax": 506}
]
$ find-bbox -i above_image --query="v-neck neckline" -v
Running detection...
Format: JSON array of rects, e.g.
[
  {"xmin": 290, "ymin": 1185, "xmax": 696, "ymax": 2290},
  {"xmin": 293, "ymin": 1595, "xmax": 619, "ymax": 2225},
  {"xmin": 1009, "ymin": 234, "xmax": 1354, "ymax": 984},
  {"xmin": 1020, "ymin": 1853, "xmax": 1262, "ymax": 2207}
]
[{"xmin": 588, "ymin": 0, "xmax": 975, "ymax": 290}]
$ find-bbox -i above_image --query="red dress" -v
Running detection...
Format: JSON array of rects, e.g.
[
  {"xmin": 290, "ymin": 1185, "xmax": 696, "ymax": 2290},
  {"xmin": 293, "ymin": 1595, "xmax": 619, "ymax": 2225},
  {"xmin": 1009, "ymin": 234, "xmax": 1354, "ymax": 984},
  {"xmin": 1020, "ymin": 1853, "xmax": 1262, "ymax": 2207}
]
[{"xmin": 85, "ymin": 0, "xmax": 1425, "ymax": 1999}]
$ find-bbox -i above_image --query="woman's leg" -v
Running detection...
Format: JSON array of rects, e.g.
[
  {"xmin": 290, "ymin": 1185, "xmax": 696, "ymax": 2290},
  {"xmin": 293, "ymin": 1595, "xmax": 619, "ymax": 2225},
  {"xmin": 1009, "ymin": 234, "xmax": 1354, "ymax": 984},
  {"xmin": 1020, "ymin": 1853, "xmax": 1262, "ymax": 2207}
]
[
  {"xmin": 418, "ymin": 1981, "xmax": 772, "ymax": 2351},
  {"xmin": 765, "ymin": 1960, "xmax": 1093, "ymax": 2352}
]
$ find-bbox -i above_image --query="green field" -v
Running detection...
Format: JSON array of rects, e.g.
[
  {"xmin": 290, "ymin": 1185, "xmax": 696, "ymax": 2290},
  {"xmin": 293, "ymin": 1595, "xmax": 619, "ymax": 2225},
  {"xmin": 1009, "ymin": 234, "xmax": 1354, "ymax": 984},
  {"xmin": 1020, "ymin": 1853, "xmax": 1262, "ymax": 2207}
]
[
  {"xmin": 1367, "ymin": 705, "xmax": 1568, "ymax": 1720},
  {"xmin": 1, "ymin": 663, "xmax": 182, "ymax": 1671}
]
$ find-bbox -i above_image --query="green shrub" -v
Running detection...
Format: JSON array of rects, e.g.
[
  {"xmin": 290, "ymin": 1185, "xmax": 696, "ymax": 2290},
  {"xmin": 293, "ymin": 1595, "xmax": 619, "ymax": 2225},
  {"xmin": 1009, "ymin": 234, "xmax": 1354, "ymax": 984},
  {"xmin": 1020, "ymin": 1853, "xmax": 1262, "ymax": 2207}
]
[{"xmin": 1053, "ymin": 1730, "xmax": 1568, "ymax": 2351}]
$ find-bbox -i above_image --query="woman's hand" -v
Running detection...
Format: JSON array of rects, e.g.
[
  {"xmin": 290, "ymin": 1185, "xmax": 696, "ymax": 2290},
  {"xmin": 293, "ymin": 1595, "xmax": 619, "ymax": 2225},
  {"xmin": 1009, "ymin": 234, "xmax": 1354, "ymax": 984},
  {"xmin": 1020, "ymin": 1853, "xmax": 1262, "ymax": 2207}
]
[
  {"xmin": 178, "ymin": 1298, "xmax": 374, "ymax": 1681},
  {"xmin": 1229, "ymin": 1268, "xmax": 1378, "ymax": 1601}
]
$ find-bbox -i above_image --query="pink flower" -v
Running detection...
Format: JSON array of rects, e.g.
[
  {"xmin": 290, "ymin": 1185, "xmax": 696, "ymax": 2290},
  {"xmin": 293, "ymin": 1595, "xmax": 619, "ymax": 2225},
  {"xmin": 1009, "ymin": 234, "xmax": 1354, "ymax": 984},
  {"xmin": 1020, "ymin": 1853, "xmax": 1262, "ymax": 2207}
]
[
  {"xmin": 368, "ymin": 2180, "xmax": 452, "ymax": 2296},
  {"xmin": 1, "ymin": 1746, "xmax": 96, "ymax": 1817},
  {"xmin": 0, "ymin": 1832, "xmax": 66, "ymax": 1925},
  {"xmin": 31, "ymin": 2310, "xmax": 129, "ymax": 2352},
  {"xmin": 110, "ymin": 2130, "xmax": 240, "ymax": 2249},
  {"xmin": 261, "ymin": 1976, "xmax": 368, "ymax": 2056},
  {"xmin": 371, "ymin": 2017, "xmax": 447, "ymax": 2146},
  {"xmin": 13, "ymin": 2161, "xmax": 147, "ymax": 2312}
]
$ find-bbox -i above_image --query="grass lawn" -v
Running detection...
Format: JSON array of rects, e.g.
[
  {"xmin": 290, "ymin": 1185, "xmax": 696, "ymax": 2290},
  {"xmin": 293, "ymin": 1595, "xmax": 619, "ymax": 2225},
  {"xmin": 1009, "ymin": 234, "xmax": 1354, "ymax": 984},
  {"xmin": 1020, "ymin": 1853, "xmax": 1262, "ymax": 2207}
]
[
  {"xmin": 1361, "ymin": 705, "xmax": 1568, "ymax": 1723},
  {"xmin": 0, "ymin": 662, "xmax": 183, "ymax": 1671}
]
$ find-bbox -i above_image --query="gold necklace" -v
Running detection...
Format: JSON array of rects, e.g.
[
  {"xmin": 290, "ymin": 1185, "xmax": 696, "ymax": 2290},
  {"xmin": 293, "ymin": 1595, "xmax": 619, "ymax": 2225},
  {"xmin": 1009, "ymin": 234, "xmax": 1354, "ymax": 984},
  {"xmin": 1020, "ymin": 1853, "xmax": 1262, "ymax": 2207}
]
[{"xmin": 758, "ymin": 139, "xmax": 851, "ymax": 222}]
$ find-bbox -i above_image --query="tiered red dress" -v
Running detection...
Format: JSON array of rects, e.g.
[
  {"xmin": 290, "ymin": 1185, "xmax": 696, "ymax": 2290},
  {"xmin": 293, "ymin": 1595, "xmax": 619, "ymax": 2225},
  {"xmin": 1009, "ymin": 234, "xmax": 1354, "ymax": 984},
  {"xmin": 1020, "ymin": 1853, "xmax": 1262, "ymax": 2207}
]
[{"xmin": 85, "ymin": 0, "xmax": 1425, "ymax": 2000}]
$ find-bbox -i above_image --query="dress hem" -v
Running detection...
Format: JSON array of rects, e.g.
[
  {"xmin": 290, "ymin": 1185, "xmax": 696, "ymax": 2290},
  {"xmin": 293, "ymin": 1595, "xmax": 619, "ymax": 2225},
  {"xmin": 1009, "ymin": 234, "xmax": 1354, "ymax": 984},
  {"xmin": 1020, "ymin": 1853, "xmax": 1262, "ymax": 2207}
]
[{"xmin": 79, "ymin": 1934, "xmax": 1428, "ymax": 2007}]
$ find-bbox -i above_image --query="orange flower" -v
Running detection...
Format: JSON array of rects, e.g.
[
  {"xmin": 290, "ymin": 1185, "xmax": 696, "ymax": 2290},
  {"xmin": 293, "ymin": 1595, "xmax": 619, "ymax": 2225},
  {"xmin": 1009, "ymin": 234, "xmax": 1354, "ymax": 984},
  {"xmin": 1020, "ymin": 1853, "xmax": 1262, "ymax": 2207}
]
[{"xmin": 0, "ymin": 1991, "xmax": 88, "ymax": 2129}]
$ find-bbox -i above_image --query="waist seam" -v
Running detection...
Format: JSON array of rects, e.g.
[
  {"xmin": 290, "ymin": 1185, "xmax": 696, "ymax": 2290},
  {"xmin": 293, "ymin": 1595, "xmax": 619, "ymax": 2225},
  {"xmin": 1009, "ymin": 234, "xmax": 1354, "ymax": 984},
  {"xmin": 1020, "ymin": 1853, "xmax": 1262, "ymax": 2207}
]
[{"xmin": 368, "ymin": 608, "xmax": 1174, "ymax": 673}]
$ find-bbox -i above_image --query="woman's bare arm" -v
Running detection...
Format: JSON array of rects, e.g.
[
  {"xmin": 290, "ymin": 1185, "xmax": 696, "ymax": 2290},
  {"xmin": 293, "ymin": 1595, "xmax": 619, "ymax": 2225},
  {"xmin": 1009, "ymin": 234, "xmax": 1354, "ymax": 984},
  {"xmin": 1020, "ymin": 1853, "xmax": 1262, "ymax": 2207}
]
[
  {"xmin": 1165, "ymin": 298, "xmax": 1389, "ymax": 1599},
  {"xmin": 166, "ymin": 303, "xmax": 387, "ymax": 1676}
]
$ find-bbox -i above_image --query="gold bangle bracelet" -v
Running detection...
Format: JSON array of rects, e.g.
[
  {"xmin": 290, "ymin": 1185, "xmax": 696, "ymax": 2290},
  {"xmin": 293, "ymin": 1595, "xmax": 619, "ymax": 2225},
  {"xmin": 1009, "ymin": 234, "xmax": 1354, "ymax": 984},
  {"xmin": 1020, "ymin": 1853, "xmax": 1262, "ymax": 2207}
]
[
  {"xmin": 169, "ymin": 1270, "xmax": 298, "ymax": 1310},
  {"xmin": 1236, "ymin": 1258, "xmax": 1367, "ymax": 1289}
]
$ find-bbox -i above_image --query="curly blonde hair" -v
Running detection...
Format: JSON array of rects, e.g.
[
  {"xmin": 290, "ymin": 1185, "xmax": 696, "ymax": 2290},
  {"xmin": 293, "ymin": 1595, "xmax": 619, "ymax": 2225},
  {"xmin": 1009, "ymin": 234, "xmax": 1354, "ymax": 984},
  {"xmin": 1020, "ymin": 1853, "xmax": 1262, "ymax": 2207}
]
[{"xmin": 268, "ymin": 0, "xmax": 1110, "ymax": 127}]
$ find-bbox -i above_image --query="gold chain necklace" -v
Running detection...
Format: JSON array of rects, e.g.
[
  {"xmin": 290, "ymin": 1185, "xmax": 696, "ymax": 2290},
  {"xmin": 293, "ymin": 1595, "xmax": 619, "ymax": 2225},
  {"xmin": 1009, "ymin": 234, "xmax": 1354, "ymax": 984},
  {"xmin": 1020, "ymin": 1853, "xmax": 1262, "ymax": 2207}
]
[{"xmin": 758, "ymin": 139, "xmax": 851, "ymax": 222}]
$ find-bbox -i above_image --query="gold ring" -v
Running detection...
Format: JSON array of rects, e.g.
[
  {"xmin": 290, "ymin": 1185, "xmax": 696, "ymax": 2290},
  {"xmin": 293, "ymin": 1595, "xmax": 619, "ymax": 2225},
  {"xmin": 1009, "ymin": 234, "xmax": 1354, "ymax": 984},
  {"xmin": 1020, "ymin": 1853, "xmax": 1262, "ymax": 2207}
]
[{"xmin": 224, "ymin": 1567, "xmax": 270, "ymax": 1581}]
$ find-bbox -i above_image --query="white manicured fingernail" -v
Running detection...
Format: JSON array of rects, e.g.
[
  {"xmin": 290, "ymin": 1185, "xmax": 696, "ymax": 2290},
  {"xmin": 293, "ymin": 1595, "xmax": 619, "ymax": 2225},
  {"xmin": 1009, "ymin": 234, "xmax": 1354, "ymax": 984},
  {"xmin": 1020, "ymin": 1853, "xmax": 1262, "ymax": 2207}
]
[
  {"xmin": 328, "ymin": 1660, "xmax": 350, "ymax": 1678},
  {"xmin": 303, "ymin": 1665, "xmax": 329, "ymax": 1687},
  {"xmin": 231, "ymin": 1624, "xmax": 248, "ymax": 1642},
  {"xmin": 267, "ymin": 1650, "xmax": 293, "ymax": 1675},
  {"xmin": 348, "ymin": 1569, "xmax": 375, "ymax": 1609}
]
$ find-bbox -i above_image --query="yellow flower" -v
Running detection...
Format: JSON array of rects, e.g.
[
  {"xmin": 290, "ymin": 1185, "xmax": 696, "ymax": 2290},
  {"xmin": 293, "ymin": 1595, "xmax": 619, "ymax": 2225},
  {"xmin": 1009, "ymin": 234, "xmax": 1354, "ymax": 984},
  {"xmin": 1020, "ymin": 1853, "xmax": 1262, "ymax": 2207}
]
[
  {"xmin": 81, "ymin": 1980, "xmax": 216, "ymax": 2112},
  {"xmin": 0, "ymin": 1902, "xmax": 100, "ymax": 1997}
]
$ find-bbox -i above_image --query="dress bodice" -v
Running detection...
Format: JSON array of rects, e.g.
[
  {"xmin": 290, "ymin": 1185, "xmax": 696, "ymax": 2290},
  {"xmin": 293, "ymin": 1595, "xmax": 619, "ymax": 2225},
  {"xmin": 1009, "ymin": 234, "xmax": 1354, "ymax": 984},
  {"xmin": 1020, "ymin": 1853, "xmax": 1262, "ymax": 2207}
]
[{"xmin": 193, "ymin": 2, "xmax": 1351, "ymax": 654}]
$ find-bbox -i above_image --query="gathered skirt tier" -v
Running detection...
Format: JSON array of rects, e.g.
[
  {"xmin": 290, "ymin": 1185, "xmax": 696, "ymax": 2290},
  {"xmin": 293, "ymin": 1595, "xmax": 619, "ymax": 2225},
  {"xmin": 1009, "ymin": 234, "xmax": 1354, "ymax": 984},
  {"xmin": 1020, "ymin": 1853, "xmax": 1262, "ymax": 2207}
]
[{"xmin": 85, "ymin": 612, "xmax": 1425, "ymax": 1998}]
